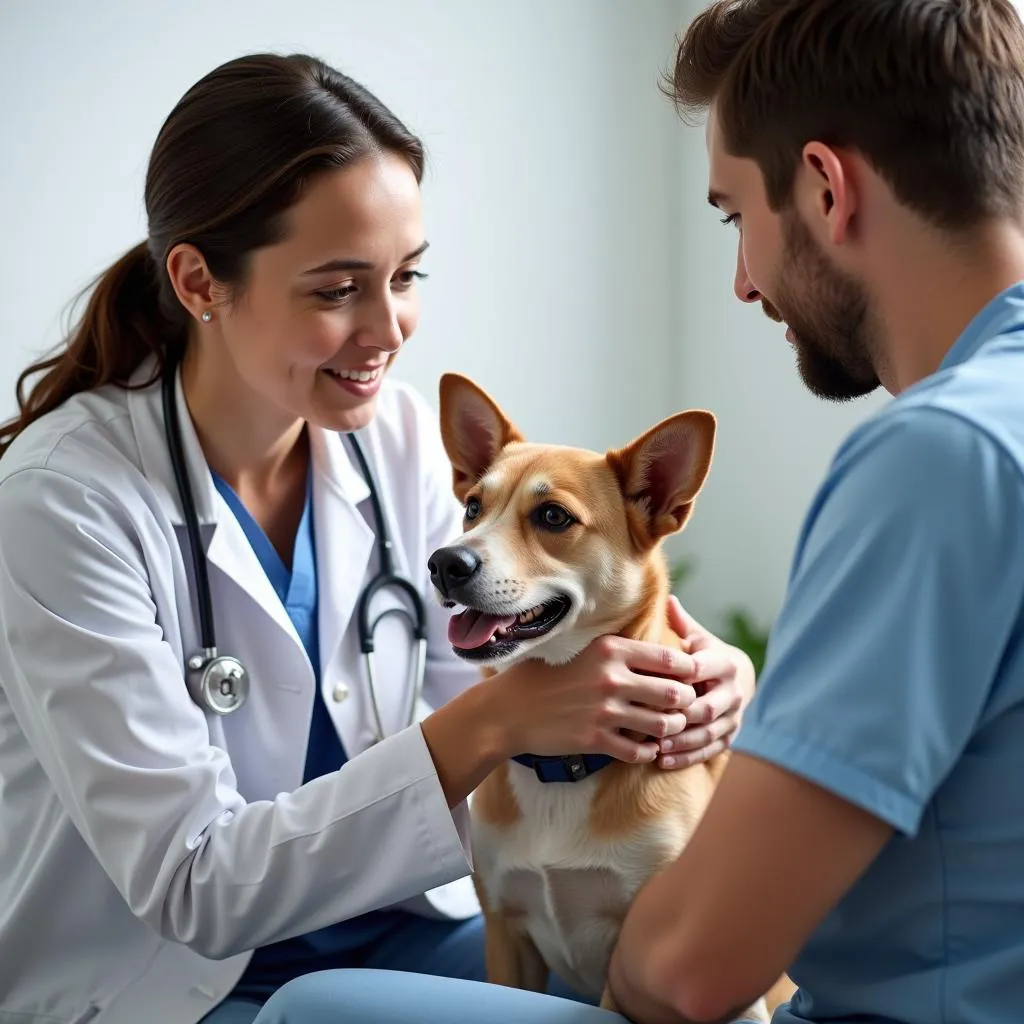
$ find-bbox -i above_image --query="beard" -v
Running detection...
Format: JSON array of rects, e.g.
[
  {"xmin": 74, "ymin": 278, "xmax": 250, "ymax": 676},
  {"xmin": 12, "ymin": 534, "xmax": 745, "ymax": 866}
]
[{"xmin": 763, "ymin": 210, "xmax": 881, "ymax": 402}]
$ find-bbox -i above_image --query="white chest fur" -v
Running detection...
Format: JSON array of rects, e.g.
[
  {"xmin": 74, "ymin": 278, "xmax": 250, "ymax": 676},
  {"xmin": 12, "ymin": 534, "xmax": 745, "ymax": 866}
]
[{"xmin": 471, "ymin": 762, "xmax": 687, "ymax": 1000}]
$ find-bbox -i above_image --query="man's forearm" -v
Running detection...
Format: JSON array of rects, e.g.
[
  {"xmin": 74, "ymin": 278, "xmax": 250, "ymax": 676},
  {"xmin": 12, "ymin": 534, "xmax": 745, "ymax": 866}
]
[{"xmin": 609, "ymin": 931, "xmax": 762, "ymax": 1024}]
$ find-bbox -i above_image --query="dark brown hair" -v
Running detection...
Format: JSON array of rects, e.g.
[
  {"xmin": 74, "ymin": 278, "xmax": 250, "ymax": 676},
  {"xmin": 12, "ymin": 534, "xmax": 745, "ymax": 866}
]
[
  {"xmin": 669, "ymin": 0, "xmax": 1024, "ymax": 227},
  {"xmin": 0, "ymin": 53, "xmax": 424, "ymax": 458}
]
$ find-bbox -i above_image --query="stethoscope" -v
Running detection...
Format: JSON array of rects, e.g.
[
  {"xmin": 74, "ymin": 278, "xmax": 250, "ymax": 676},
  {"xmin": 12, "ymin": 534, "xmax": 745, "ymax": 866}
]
[{"xmin": 161, "ymin": 347, "xmax": 428, "ymax": 742}]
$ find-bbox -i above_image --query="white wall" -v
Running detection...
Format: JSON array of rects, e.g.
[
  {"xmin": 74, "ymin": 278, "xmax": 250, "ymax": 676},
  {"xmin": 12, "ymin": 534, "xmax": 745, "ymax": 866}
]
[
  {"xmin": 0, "ymin": 0, "xmax": 684, "ymax": 457},
  {"xmin": 5, "ymin": 1, "xmax": 979, "ymax": 637},
  {"xmin": 666, "ymin": 1, "xmax": 888, "ymax": 631}
]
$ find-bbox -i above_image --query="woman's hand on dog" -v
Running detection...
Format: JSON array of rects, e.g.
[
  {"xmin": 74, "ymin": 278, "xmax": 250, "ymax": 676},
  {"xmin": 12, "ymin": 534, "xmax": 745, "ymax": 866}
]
[
  {"xmin": 656, "ymin": 596, "xmax": 757, "ymax": 770},
  {"xmin": 494, "ymin": 635, "xmax": 698, "ymax": 765}
]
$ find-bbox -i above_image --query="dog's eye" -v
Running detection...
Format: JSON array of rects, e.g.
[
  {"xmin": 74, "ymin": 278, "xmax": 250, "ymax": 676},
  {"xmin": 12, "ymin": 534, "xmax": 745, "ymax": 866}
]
[
  {"xmin": 465, "ymin": 497, "xmax": 482, "ymax": 521},
  {"xmin": 534, "ymin": 503, "xmax": 575, "ymax": 532}
]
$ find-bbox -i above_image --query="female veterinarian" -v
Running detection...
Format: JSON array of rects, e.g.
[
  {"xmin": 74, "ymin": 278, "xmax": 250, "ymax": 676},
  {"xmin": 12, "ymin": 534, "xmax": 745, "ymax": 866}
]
[{"xmin": 0, "ymin": 54, "xmax": 753, "ymax": 1024}]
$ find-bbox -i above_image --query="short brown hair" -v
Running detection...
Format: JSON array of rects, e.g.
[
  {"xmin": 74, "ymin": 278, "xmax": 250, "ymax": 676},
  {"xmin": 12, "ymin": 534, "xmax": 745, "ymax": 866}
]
[{"xmin": 670, "ymin": 0, "xmax": 1024, "ymax": 230}]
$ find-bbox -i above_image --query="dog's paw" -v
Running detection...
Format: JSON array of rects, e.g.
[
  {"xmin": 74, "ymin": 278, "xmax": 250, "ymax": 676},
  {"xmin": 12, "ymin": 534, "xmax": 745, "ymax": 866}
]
[{"xmin": 734, "ymin": 996, "xmax": 770, "ymax": 1023}]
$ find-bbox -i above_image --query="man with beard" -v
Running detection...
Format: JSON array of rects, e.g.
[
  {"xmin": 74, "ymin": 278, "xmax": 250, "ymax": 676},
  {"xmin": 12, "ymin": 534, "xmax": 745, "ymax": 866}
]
[{"xmin": 604, "ymin": 2, "xmax": 1024, "ymax": 1023}]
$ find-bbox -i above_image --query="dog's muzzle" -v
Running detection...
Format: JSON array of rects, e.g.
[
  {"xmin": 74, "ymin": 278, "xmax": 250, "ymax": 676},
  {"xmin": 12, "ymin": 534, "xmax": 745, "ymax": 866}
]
[{"xmin": 428, "ymin": 545, "xmax": 481, "ymax": 602}]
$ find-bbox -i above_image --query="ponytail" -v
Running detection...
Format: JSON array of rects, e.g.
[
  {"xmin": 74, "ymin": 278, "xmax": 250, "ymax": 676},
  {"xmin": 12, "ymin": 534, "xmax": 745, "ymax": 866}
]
[
  {"xmin": 0, "ymin": 241, "xmax": 182, "ymax": 459},
  {"xmin": 0, "ymin": 52, "xmax": 427, "ymax": 461}
]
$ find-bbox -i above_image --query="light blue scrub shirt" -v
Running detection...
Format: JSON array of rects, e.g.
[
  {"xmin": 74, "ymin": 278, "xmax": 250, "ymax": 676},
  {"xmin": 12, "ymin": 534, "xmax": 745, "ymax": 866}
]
[{"xmin": 733, "ymin": 282, "xmax": 1024, "ymax": 1023}]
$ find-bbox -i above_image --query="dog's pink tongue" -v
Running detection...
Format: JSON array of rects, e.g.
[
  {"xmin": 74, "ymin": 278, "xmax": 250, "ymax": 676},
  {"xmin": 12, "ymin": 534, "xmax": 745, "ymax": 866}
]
[{"xmin": 448, "ymin": 609, "xmax": 518, "ymax": 650}]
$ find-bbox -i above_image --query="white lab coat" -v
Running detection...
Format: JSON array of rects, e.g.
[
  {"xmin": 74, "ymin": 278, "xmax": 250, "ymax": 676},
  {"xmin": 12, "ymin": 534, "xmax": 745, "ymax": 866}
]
[{"xmin": 0, "ymin": 356, "xmax": 483, "ymax": 1024}]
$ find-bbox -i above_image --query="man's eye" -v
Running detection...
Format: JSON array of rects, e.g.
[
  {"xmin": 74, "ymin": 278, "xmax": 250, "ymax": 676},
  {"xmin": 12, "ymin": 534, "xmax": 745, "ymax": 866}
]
[
  {"xmin": 720, "ymin": 213, "xmax": 740, "ymax": 228},
  {"xmin": 533, "ymin": 503, "xmax": 575, "ymax": 532},
  {"xmin": 465, "ymin": 497, "xmax": 482, "ymax": 521}
]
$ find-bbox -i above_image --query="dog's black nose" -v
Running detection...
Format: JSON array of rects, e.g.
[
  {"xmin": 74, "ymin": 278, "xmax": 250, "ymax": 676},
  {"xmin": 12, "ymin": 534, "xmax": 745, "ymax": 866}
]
[{"xmin": 428, "ymin": 546, "xmax": 481, "ymax": 599}]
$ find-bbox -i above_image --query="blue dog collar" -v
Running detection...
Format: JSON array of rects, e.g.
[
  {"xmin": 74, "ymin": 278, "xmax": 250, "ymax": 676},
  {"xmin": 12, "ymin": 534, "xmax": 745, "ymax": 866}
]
[{"xmin": 511, "ymin": 753, "xmax": 615, "ymax": 783}]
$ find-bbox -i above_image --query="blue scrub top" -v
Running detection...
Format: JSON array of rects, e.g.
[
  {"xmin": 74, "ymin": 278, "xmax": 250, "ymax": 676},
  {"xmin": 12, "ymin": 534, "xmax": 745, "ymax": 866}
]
[
  {"xmin": 211, "ymin": 460, "xmax": 399, "ymax": 997},
  {"xmin": 735, "ymin": 282, "xmax": 1024, "ymax": 1023}
]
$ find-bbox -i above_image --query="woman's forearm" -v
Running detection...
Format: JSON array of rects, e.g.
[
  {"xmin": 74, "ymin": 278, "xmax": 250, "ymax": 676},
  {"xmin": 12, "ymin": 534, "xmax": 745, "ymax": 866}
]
[
  {"xmin": 418, "ymin": 673, "xmax": 515, "ymax": 808},
  {"xmin": 420, "ymin": 631, "xmax": 700, "ymax": 808}
]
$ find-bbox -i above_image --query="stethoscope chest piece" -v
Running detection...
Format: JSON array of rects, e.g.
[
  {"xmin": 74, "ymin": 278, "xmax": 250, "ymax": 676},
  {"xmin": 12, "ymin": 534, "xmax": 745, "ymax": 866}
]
[
  {"xmin": 188, "ymin": 651, "xmax": 250, "ymax": 716},
  {"xmin": 163, "ymin": 348, "xmax": 252, "ymax": 718}
]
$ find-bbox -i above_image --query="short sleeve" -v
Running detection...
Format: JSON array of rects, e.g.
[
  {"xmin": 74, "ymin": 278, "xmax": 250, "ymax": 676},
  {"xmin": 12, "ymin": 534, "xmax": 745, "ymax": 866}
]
[{"xmin": 732, "ymin": 407, "xmax": 1024, "ymax": 836}]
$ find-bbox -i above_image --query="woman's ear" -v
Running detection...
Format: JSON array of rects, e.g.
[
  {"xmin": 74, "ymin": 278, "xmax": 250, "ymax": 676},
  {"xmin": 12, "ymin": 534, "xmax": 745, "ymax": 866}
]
[{"xmin": 165, "ymin": 243, "xmax": 218, "ymax": 324}]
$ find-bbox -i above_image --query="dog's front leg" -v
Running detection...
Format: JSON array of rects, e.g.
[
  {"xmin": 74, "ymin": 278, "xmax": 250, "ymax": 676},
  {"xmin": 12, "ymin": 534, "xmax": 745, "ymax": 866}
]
[
  {"xmin": 472, "ymin": 872, "xmax": 549, "ymax": 992},
  {"xmin": 484, "ymin": 912, "xmax": 548, "ymax": 992},
  {"xmin": 598, "ymin": 983, "xmax": 621, "ymax": 1013}
]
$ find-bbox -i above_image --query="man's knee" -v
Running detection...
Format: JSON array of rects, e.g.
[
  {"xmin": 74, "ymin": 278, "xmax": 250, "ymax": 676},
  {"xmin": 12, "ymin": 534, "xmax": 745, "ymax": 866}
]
[{"xmin": 253, "ymin": 971, "xmax": 341, "ymax": 1024}]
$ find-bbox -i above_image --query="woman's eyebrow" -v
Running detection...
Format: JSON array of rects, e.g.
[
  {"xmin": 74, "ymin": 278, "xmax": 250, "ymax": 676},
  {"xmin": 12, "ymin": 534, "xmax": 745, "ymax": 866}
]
[{"xmin": 302, "ymin": 240, "xmax": 430, "ymax": 276}]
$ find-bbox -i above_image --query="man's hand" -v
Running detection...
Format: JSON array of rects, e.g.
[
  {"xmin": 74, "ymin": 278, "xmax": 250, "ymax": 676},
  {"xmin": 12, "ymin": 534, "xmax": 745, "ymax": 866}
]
[{"xmin": 658, "ymin": 597, "xmax": 757, "ymax": 770}]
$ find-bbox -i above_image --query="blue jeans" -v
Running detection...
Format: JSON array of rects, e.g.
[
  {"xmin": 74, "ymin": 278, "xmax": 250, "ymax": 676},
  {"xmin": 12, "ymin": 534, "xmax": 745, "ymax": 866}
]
[{"xmin": 202, "ymin": 913, "xmax": 625, "ymax": 1023}]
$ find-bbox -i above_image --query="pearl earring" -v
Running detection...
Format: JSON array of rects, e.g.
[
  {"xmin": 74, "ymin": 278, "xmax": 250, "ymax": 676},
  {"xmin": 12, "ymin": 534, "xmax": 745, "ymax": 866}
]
[{"xmin": 200, "ymin": 310, "xmax": 213, "ymax": 323}]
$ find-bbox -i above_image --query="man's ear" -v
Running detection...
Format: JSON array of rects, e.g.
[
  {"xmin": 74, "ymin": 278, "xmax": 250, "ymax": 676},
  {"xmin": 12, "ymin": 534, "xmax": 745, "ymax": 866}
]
[
  {"xmin": 438, "ymin": 373, "xmax": 524, "ymax": 501},
  {"xmin": 799, "ymin": 141, "xmax": 855, "ymax": 247},
  {"xmin": 606, "ymin": 410, "xmax": 716, "ymax": 545}
]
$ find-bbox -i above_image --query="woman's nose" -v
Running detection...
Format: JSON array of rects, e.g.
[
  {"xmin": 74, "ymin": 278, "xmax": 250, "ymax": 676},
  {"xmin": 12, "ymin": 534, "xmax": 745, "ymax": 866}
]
[{"xmin": 359, "ymin": 297, "xmax": 405, "ymax": 353}]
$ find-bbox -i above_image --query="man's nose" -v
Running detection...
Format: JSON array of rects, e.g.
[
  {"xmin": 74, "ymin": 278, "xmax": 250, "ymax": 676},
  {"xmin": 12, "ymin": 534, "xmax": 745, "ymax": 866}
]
[{"xmin": 734, "ymin": 245, "xmax": 761, "ymax": 304}]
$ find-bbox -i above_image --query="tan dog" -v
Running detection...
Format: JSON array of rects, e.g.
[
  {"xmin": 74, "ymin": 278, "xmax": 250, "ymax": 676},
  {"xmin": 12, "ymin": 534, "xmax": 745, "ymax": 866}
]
[{"xmin": 428, "ymin": 373, "xmax": 793, "ymax": 1021}]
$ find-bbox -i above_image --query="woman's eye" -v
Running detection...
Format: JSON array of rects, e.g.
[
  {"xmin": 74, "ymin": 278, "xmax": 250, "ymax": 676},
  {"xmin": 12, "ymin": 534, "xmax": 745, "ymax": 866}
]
[
  {"xmin": 720, "ymin": 213, "xmax": 740, "ymax": 229},
  {"xmin": 534, "ymin": 503, "xmax": 575, "ymax": 532},
  {"xmin": 316, "ymin": 283, "xmax": 356, "ymax": 302},
  {"xmin": 465, "ymin": 497, "xmax": 482, "ymax": 521},
  {"xmin": 317, "ymin": 270, "xmax": 426, "ymax": 302},
  {"xmin": 394, "ymin": 269, "xmax": 429, "ymax": 289}
]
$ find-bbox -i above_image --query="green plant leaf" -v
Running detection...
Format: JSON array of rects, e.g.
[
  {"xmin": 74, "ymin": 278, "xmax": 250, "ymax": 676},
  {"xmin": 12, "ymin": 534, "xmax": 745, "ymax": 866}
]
[
  {"xmin": 668, "ymin": 556, "xmax": 695, "ymax": 595},
  {"xmin": 721, "ymin": 609, "xmax": 770, "ymax": 676},
  {"xmin": 665, "ymin": 556, "xmax": 773, "ymax": 676}
]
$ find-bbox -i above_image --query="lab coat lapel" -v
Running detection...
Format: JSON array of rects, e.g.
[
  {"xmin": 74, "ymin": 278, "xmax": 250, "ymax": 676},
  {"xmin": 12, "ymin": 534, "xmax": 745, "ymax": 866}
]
[
  {"xmin": 204, "ymin": 514, "xmax": 301, "ymax": 646},
  {"xmin": 128, "ymin": 356, "xmax": 301, "ymax": 646},
  {"xmin": 310, "ymin": 428, "xmax": 374, "ymax": 687}
]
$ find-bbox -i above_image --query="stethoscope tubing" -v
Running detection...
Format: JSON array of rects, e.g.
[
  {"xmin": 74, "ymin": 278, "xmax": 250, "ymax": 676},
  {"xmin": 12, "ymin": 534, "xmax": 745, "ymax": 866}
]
[{"xmin": 161, "ymin": 348, "xmax": 429, "ymax": 736}]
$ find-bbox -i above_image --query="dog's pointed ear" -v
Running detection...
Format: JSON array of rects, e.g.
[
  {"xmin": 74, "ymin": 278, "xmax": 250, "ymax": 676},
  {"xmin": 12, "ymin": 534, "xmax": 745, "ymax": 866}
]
[
  {"xmin": 439, "ymin": 373, "xmax": 525, "ymax": 501},
  {"xmin": 606, "ymin": 410, "xmax": 716, "ymax": 544}
]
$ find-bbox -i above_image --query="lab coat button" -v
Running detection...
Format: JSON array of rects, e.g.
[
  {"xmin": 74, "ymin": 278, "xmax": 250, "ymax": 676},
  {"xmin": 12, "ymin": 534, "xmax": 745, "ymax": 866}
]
[
  {"xmin": 332, "ymin": 682, "xmax": 350, "ymax": 703},
  {"xmin": 190, "ymin": 985, "xmax": 217, "ymax": 1000}
]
